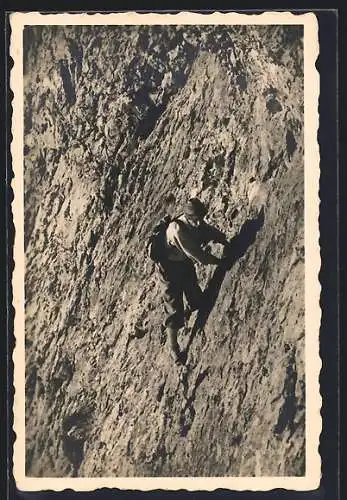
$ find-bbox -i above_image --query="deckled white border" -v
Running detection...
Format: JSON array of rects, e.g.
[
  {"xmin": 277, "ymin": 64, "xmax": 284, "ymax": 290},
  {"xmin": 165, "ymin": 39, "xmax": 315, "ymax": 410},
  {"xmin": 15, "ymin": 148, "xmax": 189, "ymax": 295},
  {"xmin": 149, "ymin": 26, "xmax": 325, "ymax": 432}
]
[{"xmin": 10, "ymin": 11, "xmax": 321, "ymax": 492}]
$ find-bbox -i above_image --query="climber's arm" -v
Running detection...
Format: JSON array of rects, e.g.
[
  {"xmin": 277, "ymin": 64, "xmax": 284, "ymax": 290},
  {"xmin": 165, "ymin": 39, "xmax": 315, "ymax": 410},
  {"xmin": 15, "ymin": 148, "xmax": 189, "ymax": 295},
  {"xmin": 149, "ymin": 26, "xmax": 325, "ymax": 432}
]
[{"xmin": 172, "ymin": 222, "xmax": 221, "ymax": 265}]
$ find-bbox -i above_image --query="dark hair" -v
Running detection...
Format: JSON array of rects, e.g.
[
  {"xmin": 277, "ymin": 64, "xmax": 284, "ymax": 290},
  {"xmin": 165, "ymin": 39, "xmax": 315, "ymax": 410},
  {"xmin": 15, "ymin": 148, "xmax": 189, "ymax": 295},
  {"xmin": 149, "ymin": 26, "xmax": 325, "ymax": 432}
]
[{"xmin": 184, "ymin": 198, "xmax": 208, "ymax": 218}]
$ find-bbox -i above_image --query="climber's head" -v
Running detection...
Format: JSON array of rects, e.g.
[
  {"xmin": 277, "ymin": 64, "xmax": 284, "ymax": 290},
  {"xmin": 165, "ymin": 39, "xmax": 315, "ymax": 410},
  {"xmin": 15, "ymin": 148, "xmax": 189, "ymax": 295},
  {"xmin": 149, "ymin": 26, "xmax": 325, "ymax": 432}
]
[{"xmin": 184, "ymin": 198, "xmax": 208, "ymax": 227}]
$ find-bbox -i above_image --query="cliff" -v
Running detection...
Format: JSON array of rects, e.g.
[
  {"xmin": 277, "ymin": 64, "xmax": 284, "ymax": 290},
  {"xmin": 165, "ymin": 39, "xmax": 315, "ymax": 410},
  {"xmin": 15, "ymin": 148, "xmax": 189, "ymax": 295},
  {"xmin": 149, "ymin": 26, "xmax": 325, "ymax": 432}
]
[{"xmin": 23, "ymin": 24, "xmax": 305, "ymax": 477}]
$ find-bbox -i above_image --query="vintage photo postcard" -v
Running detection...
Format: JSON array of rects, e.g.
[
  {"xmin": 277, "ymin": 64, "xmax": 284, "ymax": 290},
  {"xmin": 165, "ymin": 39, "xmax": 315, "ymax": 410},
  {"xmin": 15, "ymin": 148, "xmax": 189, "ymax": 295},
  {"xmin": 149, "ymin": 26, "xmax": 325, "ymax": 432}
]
[{"xmin": 10, "ymin": 11, "xmax": 321, "ymax": 492}]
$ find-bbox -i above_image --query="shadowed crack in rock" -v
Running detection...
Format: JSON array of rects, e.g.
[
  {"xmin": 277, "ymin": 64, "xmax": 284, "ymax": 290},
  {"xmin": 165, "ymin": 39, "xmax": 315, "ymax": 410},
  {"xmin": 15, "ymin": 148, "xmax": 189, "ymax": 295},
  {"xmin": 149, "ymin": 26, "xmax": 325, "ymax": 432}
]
[
  {"xmin": 62, "ymin": 403, "xmax": 95, "ymax": 476},
  {"xmin": 59, "ymin": 59, "xmax": 76, "ymax": 106},
  {"xmin": 273, "ymin": 349, "xmax": 299, "ymax": 436},
  {"xmin": 179, "ymin": 368, "xmax": 210, "ymax": 437}
]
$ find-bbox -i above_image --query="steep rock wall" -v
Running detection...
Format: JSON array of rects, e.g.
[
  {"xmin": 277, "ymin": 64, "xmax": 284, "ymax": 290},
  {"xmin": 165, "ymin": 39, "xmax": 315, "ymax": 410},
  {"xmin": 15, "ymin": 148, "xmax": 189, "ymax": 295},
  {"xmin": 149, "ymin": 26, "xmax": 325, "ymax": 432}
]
[{"xmin": 23, "ymin": 25, "xmax": 304, "ymax": 477}]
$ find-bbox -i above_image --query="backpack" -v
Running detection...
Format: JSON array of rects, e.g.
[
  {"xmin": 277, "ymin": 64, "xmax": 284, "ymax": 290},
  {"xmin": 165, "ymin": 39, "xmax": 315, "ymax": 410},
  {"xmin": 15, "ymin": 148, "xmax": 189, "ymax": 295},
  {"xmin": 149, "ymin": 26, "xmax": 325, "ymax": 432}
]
[{"xmin": 146, "ymin": 214, "xmax": 183, "ymax": 263}]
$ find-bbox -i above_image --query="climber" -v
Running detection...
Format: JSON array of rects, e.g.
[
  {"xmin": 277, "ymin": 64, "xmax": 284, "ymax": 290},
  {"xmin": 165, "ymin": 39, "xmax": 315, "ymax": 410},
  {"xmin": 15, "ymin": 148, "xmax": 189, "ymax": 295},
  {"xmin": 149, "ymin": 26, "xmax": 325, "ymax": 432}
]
[{"xmin": 156, "ymin": 197, "xmax": 229, "ymax": 365}]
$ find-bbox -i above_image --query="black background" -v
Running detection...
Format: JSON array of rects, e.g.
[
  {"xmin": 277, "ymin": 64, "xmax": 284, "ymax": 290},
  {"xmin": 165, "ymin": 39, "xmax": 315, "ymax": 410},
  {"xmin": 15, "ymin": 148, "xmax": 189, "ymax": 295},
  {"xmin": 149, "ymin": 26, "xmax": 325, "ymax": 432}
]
[{"xmin": 2, "ymin": 6, "xmax": 342, "ymax": 500}]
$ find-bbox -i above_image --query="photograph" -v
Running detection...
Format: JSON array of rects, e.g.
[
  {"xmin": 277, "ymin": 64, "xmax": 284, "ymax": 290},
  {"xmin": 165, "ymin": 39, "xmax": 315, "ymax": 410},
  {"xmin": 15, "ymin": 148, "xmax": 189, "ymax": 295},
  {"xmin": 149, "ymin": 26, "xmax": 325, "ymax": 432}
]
[{"xmin": 11, "ymin": 11, "xmax": 321, "ymax": 491}]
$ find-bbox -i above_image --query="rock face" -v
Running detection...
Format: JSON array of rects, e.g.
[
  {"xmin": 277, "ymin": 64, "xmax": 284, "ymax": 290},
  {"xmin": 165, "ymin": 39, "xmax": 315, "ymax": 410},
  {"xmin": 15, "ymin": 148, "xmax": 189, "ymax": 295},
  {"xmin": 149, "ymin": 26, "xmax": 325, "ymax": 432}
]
[{"xmin": 23, "ymin": 25, "xmax": 305, "ymax": 477}]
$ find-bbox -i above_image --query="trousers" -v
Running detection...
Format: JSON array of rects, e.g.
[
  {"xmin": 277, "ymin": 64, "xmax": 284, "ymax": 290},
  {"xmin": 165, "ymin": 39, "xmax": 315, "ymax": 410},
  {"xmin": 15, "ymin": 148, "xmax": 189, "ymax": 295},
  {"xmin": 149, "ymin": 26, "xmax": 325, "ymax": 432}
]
[{"xmin": 156, "ymin": 259, "xmax": 203, "ymax": 329}]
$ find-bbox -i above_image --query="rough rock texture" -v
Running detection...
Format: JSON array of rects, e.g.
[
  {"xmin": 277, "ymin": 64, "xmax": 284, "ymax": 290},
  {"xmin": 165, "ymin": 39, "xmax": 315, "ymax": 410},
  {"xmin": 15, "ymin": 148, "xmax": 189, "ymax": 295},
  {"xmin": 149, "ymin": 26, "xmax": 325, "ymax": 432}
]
[{"xmin": 23, "ymin": 25, "xmax": 305, "ymax": 477}]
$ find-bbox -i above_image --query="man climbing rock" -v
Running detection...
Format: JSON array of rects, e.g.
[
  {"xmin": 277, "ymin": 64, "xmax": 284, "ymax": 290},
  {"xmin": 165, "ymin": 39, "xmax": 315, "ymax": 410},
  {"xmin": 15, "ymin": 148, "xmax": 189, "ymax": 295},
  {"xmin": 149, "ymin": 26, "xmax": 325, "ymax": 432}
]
[{"xmin": 156, "ymin": 198, "xmax": 229, "ymax": 364}]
